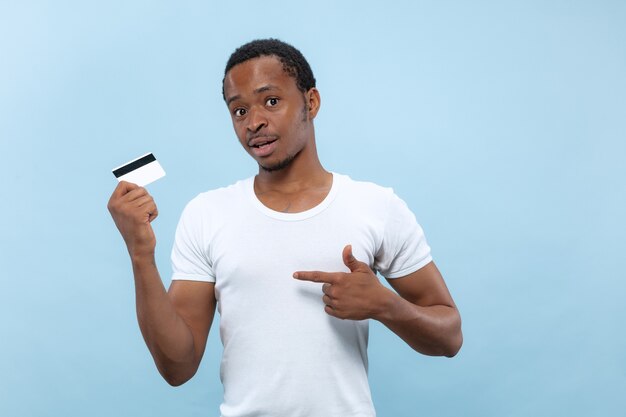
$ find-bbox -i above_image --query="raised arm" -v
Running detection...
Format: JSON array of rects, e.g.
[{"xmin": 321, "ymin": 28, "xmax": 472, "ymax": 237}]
[{"xmin": 107, "ymin": 181, "xmax": 216, "ymax": 385}]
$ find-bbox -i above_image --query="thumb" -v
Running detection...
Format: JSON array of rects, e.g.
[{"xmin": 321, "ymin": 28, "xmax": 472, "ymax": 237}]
[{"xmin": 342, "ymin": 244, "xmax": 367, "ymax": 272}]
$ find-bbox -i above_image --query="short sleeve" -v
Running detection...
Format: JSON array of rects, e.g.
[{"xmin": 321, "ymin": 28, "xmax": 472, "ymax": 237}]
[
  {"xmin": 170, "ymin": 198, "xmax": 216, "ymax": 282},
  {"xmin": 374, "ymin": 191, "xmax": 432, "ymax": 278}
]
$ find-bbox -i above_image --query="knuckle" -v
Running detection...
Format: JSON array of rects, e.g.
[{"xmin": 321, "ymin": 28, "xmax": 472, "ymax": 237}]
[{"xmin": 108, "ymin": 201, "xmax": 119, "ymax": 213}]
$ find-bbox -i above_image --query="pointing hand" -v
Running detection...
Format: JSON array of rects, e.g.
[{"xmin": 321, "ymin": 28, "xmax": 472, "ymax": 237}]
[{"xmin": 293, "ymin": 245, "xmax": 393, "ymax": 320}]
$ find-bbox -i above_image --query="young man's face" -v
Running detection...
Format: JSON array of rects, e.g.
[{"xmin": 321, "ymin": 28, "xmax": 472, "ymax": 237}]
[{"xmin": 223, "ymin": 55, "xmax": 319, "ymax": 172}]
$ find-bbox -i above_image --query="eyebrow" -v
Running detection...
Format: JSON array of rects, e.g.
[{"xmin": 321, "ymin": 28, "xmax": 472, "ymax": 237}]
[
  {"xmin": 254, "ymin": 84, "xmax": 279, "ymax": 94},
  {"xmin": 226, "ymin": 84, "xmax": 280, "ymax": 106}
]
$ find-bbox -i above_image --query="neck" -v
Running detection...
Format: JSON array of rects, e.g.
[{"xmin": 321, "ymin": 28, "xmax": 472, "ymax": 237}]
[{"xmin": 254, "ymin": 138, "xmax": 330, "ymax": 193}]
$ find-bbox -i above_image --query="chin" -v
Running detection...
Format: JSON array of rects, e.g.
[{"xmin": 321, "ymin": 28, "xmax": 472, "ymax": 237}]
[{"xmin": 259, "ymin": 153, "xmax": 297, "ymax": 172}]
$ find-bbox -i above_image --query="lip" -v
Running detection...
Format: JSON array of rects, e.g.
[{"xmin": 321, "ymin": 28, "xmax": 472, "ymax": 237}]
[
  {"xmin": 248, "ymin": 135, "xmax": 278, "ymax": 158},
  {"xmin": 250, "ymin": 139, "xmax": 277, "ymax": 157},
  {"xmin": 247, "ymin": 134, "xmax": 278, "ymax": 147}
]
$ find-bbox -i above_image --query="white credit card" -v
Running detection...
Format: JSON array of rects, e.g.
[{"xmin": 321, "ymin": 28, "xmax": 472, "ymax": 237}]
[{"xmin": 112, "ymin": 152, "xmax": 166, "ymax": 186}]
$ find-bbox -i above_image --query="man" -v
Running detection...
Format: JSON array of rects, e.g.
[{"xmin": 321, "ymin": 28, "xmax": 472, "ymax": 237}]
[{"xmin": 108, "ymin": 38, "xmax": 462, "ymax": 416}]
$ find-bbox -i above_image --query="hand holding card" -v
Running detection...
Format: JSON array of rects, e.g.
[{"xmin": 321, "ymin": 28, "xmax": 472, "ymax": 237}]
[
  {"xmin": 112, "ymin": 153, "xmax": 166, "ymax": 186},
  {"xmin": 107, "ymin": 180, "xmax": 158, "ymax": 258}
]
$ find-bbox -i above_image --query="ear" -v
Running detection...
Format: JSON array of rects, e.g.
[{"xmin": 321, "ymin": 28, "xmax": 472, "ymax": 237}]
[{"xmin": 305, "ymin": 88, "xmax": 321, "ymax": 119}]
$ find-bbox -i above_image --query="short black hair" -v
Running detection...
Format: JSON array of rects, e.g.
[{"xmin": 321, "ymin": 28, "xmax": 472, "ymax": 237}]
[{"xmin": 222, "ymin": 38, "xmax": 316, "ymax": 100}]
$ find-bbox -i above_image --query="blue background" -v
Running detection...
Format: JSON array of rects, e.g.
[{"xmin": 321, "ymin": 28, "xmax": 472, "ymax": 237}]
[{"xmin": 1, "ymin": 1, "xmax": 625, "ymax": 416}]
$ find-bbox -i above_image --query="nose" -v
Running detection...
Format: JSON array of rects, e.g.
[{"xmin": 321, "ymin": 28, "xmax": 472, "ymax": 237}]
[{"xmin": 246, "ymin": 107, "xmax": 268, "ymax": 133}]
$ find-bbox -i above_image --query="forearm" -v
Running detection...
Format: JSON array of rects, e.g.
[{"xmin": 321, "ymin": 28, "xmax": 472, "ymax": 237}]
[
  {"xmin": 375, "ymin": 290, "xmax": 463, "ymax": 357},
  {"xmin": 131, "ymin": 254, "xmax": 197, "ymax": 384}
]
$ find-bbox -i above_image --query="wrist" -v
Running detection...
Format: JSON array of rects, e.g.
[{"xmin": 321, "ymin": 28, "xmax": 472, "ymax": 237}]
[
  {"xmin": 129, "ymin": 249, "xmax": 156, "ymax": 266},
  {"xmin": 371, "ymin": 287, "xmax": 399, "ymax": 322}
]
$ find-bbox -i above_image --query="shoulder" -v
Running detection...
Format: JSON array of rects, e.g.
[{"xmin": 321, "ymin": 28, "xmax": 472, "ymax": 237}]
[
  {"xmin": 180, "ymin": 177, "xmax": 252, "ymax": 220},
  {"xmin": 334, "ymin": 173, "xmax": 421, "ymax": 225},
  {"xmin": 335, "ymin": 173, "xmax": 394, "ymax": 195},
  {"xmin": 188, "ymin": 177, "xmax": 251, "ymax": 206},
  {"xmin": 334, "ymin": 173, "xmax": 396, "ymax": 205}
]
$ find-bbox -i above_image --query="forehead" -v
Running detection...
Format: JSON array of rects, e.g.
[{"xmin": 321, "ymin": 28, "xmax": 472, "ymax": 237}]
[{"xmin": 223, "ymin": 55, "xmax": 298, "ymax": 100}]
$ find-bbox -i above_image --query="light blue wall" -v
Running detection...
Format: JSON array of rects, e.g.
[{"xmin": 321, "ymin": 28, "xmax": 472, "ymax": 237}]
[{"xmin": 1, "ymin": 1, "xmax": 624, "ymax": 416}]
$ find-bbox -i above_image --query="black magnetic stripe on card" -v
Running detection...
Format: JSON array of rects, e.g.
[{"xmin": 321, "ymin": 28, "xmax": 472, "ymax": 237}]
[{"xmin": 112, "ymin": 153, "xmax": 157, "ymax": 177}]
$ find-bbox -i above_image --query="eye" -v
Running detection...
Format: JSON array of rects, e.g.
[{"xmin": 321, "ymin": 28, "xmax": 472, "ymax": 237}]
[
  {"xmin": 266, "ymin": 97, "xmax": 279, "ymax": 107},
  {"xmin": 233, "ymin": 108, "xmax": 247, "ymax": 117}
]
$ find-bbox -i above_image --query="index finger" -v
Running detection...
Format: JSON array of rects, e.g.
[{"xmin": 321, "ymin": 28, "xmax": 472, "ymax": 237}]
[
  {"xmin": 292, "ymin": 271, "xmax": 337, "ymax": 284},
  {"xmin": 111, "ymin": 180, "xmax": 139, "ymax": 198}
]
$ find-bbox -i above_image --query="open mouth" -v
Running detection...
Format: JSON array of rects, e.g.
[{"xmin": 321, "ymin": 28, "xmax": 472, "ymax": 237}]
[
  {"xmin": 249, "ymin": 137, "xmax": 278, "ymax": 157},
  {"xmin": 252, "ymin": 139, "xmax": 277, "ymax": 149}
]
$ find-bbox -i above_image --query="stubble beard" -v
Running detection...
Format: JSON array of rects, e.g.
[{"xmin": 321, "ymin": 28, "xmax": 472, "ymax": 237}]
[
  {"xmin": 259, "ymin": 150, "xmax": 301, "ymax": 172},
  {"xmin": 259, "ymin": 103, "xmax": 309, "ymax": 173}
]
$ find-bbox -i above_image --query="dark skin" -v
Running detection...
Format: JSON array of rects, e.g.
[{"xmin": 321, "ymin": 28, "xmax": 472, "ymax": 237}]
[{"xmin": 107, "ymin": 55, "xmax": 462, "ymax": 386}]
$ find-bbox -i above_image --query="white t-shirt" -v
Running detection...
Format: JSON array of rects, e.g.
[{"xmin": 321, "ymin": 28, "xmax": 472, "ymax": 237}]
[{"xmin": 171, "ymin": 173, "xmax": 432, "ymax": 417}]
